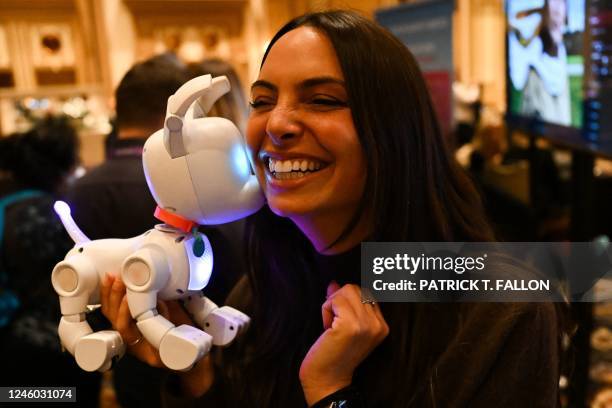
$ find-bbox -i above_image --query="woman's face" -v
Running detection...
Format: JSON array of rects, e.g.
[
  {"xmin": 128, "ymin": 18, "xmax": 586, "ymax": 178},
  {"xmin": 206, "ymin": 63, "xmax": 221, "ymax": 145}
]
[
  {"xmin": 246, "ymin": 27, "xmax": 367, "ymax": 224},
  {"xmin": 547, "ymin": 0, "xmax": 566, "ymax": 43}
]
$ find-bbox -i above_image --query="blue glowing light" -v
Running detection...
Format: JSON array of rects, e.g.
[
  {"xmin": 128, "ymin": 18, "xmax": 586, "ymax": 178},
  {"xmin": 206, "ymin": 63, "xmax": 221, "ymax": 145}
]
[{"xmin": 231, "ymin": 144, "xmax": 250, "ymax": 178}]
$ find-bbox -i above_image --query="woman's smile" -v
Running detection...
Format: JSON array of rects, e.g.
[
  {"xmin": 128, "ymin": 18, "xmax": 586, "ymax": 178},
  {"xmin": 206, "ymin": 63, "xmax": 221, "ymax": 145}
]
[
  {"xmin": 259, "ymin": 152, "xmax": 331, "ymax": 189},
  {"xmin": 265, "ymin": 161, "xmax": 332, "ymax": 191}
]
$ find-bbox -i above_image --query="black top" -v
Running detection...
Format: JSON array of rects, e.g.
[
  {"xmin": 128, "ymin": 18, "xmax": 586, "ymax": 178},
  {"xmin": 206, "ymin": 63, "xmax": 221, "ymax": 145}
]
[
  {"xmin": 0, "ymin": 179, "xmax": 72, "ymax": 348},
  {"xmin": 162, "ymin": 246, "xmax": 561, "ymax": 407},
  {"xmin": 65, "ymin": 138, "xmax": 158, "ymax": 240},
  {"xmin": 0, "ymin": 179, "xmax": 102, "ymax": 408}
]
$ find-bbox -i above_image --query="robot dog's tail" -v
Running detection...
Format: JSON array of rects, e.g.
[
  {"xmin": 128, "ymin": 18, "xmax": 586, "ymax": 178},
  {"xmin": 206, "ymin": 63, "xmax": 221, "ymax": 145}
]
[{"xmin": 53, "ymin": 201, "xmax": 90, "ymax": 244}]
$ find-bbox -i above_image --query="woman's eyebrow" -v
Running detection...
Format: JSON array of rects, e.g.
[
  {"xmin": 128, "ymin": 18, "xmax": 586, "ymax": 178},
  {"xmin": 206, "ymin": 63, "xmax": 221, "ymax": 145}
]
[
  {"xmin": 251, "ymin": 77, "xmax": 346, "ymax": 93},
  {"xmin": 300, "ymin": 76, "xmax": 345, "ymax": 89},
  {"xmin": 251, "ymin": 80, "xmax": 276, "ymax": 92}
]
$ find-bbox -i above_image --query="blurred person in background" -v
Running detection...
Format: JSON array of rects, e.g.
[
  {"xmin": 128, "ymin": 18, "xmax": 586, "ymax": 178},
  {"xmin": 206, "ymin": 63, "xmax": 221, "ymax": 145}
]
[
  {"xmin": 465, "ymin": 112, "xmax": 568, "ymax": 240},
  {"xmin": 452, "ymin": 81, "xmax": 482, "ymax": 150},
  {"xmin": 66, "ymin": 53, "xmax": 189, "ymax": 240},
  {"xmin": 0, "ymin": 116, "xmax": 101, "ymax": 407},
  {"xmin": 187, "ymin": 58, "xmax": 249, "ymax": 134}
]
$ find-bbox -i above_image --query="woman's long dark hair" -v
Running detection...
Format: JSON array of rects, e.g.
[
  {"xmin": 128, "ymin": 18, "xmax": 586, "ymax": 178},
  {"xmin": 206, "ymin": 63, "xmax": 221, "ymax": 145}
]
[
  {"xmin": 224, "ymin": 10, "xmax": 552, "ymax": 407},
  {"xmin": 540, "ymin": 0, "xmax": 564, "ymax": 57}
]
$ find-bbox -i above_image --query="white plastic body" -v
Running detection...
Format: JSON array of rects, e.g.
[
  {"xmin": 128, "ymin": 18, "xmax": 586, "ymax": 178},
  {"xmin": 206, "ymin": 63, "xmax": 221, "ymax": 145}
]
[
  {"xmin": 51, "ymin": 74, "xmax": 260, "ymax": 372},
  {"xmin": 144, "ymin": 122, "xmax": 263, "ymax": 225},
  {"xmin": 182, "ymin": 291, "xmax": 250, "ymax": 346},
  {"xmin": 52, "ymin": 225, "xmax": 248, "ymax": 371},
  {"xmin": 144, "ymin": 75, "xmax": 264, "ymax": 225}
]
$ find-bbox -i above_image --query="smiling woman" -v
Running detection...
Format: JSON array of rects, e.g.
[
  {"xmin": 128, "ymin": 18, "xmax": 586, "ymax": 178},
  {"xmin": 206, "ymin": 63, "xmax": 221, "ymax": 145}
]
[
  {"xmin": 247, "ymin": 26, "xmax": 368, "ymax": 254},
  {"xmin": 101, "ymin": 9, "xmax": 566, "ymax": 408},
  {"xmin": 220, "ymin": 10, "xmax": 562, "ymax": 407}
]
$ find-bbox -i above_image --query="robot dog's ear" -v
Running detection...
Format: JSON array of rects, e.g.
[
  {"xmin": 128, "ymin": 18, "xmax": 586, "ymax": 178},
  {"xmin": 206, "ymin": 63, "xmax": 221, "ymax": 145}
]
[
  {"xmin": 163, "ymin": 75, "xmax": 231, "ymax": 158},
  {"xmin": 193, "ymin": 76, "xmax": 231, "ymax": 119}
]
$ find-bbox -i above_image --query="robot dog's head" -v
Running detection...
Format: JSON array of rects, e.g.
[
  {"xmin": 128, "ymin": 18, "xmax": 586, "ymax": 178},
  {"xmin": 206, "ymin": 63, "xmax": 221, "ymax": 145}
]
[{"xmin": 143, "ymin": 75, "xmax": 264, "ymax": 225}]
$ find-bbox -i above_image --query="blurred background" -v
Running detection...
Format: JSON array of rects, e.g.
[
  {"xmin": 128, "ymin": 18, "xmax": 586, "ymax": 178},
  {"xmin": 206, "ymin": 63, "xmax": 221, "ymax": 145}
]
[{"xmin": 0, "ymin": 0, "xmax": 507, "ymax": 168}]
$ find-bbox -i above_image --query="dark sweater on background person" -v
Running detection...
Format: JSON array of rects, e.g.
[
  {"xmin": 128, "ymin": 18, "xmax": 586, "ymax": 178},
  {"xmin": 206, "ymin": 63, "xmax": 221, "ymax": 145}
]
[
  {"xmin": 66, "ymin": 138, "xmax": 157, "ymax": 240},
  {"xmin": 0, "ymin": 180, "xmax": 102, "ymax": 408},
  {"xmin": 163, "ymin": 246, "xmax": 561, "ymax": 407}
]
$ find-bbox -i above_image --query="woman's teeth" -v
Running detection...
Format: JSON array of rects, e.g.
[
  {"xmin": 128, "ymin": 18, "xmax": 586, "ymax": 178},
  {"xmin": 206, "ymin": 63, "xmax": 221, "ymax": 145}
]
[{"xmin": 268, "ymin": 158, "xmax": 323, "ymax": 179}]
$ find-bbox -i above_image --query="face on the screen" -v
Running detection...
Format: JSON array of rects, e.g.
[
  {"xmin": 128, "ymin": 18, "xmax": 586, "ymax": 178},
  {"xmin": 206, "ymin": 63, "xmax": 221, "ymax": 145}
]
[{"xmin": 547, "ymin": 0, "xmax": 567, "ymax": 44}]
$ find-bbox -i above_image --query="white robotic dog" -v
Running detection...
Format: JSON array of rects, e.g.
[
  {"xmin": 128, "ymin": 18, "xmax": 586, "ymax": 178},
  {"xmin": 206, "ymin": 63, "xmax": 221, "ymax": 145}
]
[{"xmin": 51, "ymin": 74, "xmax": 264, "ymax": 372}]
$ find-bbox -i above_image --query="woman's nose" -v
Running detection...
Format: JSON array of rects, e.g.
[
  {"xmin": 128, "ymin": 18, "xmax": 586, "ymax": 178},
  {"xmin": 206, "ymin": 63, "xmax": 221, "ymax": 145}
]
[{"xmin": 265, "ymin": 106, "xmax": 302, "ymax": 146}]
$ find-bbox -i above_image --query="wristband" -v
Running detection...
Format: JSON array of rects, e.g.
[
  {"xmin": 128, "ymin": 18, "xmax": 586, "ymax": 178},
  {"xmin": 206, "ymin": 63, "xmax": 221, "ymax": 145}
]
[{"xmin": 310, "ymin": 385, "xmax": 364, "ymax": 408}]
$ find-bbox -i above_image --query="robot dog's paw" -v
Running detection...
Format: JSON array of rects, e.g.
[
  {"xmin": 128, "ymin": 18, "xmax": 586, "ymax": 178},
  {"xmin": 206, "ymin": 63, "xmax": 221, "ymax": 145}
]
[
  {"xmin": 74, "ymin": 330, "xmax": 125, "ymax": 372},
  {"xmin": 203, "ymin": 306, "xmax": 251, "ymax": 347},
  {"xmin": 159, "ymin": 325, "xmax": 213, "ymax": 371}
]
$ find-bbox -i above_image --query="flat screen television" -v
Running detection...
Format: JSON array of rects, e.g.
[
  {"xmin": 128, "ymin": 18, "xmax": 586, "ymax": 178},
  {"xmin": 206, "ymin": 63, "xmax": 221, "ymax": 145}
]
[
  {"xmin": 506, "ymin": 0, "xmax": 612, "ymax": 154},
  {"xmin": 507, "ymin": 0, "xmax": 585, "ymax": 127}
]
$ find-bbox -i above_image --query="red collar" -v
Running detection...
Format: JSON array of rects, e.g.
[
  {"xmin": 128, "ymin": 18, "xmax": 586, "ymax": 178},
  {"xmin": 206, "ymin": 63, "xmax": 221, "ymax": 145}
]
[{"xmin": 154, "ymin": 206, "xmax": 198, "ymax": 233}]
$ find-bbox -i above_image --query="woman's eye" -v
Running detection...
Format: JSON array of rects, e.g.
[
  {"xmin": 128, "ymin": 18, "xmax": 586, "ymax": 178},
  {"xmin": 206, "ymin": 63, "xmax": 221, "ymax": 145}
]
[
  {"xmin": 249, "ymin": 100, "xmax": 273, "ymax": 109},
  {"xmin": 310, "ymin": 98, "xmax": 348, "ymax": 107}
]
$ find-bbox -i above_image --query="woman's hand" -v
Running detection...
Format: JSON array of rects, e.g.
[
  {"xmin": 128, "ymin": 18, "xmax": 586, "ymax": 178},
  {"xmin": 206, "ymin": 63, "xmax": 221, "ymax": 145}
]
[
  {"xmin": 100, "ymin": 274, "xmax": 215, "ymax": 397},
  {"xmin": 101, "ymin": 274, "xmax": 179, "ymax": 367},
  {"xmin": 299, "ymin": 281, "xmax": 389, "ymax": 406}
]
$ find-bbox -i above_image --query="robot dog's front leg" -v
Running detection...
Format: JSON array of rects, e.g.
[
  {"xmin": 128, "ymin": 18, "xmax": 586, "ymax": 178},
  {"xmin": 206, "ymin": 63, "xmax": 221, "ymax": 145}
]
[
  {"xmin": 122, "ymin": 246, "xmax": 212, "ymax": 371},
  {"xmin": 52, "ymin": 255, "xmax": 125, "ymax": 372},
  {"xmin": 183, "ymin": 291, "xmax": 250, "ymax": 346}
]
